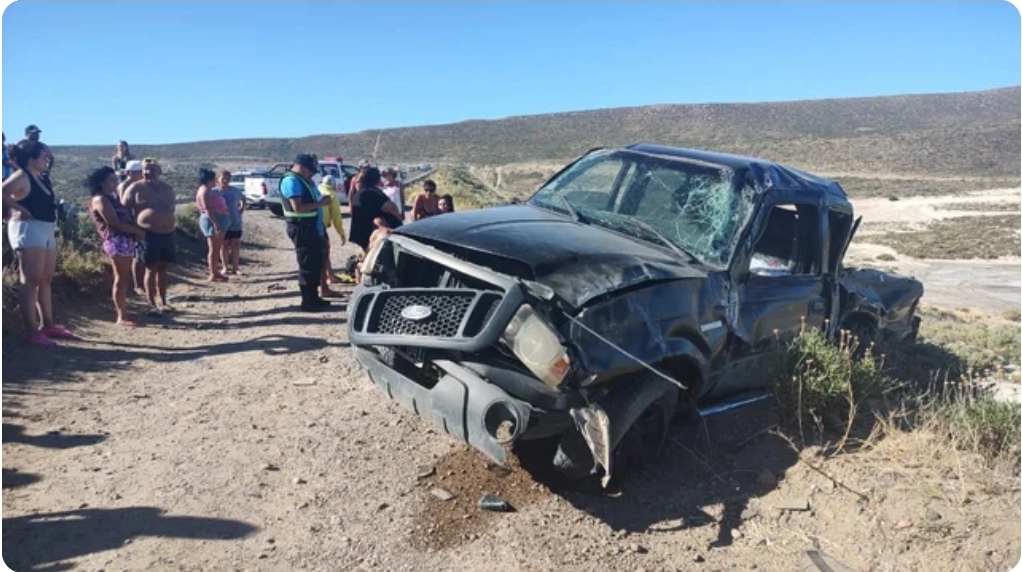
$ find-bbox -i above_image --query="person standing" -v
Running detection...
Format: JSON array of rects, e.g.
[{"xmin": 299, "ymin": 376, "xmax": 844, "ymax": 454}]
[
  {"xmin": 123, "ymin": 157, "xmax": 177, "ymax": 314},
  {"xmin": 218, "ymin": 169, "xmax": 245, "ymax": 275},
  {"xmin": 110, "ymin": 138, "xmax": 134, "ymax": 173},
  {"xmin": 380, "ymin": 167, "xmax": 405, "ymax": 221},
  {"xmin": 411, "ymin": 179, "xmax": 441, "ymax": 221},
  {"xmin": 2, "ymin": 132, "xmax": 15, "ymax": 182},
  {"xmin": 279, "ymin": 154, "xmax": 333, "ymax": 312},
  {"xmin": 117, "ymin": 160, "xmax": 146, "ymax": 296},
  {"xmin": 196, "ymin": 168, "xmax": 230, "ymax": 282},
  {"xmin": 317, "ymin": 175, "xmax": 346, "ymax": 298},
  {"xmin": 87, "ymin": 166, "xmax": 146, "ymax": 326},
  {"xmin": 349, "ymin": 167, "xmax": 403, "ymax": 251},
  {"xmin": 1, "ymin": 140, "xmax": 75, "ymax": 346}
]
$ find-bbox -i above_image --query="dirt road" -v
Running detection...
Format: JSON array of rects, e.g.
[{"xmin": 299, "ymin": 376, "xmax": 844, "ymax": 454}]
[{"xmin": 3, "ymin": 210, "xmax": 1018, "ymax": 572}]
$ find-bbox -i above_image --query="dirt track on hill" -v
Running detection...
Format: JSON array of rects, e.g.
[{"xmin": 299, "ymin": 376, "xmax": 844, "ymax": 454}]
[{"xmin": 3, "ymin": 208, "xmax": 1019, "ymax": 572}]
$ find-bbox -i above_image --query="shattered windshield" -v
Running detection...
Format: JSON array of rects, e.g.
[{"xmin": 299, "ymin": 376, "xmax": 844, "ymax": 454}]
[{"xmin": 529, "ymin": 149, "xmax": 756, "ymax": 268}]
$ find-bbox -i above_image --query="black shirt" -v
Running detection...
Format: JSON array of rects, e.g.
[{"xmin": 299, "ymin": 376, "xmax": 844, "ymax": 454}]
[{"xmin": 349, "ymin": 187, "xmax": 402, "ymax": 250}]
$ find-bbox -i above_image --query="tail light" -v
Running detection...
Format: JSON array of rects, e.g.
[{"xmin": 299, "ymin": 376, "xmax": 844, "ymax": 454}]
[{"xmin": 261, "ymin": 182, "xmax": 268, "ymax": 196}]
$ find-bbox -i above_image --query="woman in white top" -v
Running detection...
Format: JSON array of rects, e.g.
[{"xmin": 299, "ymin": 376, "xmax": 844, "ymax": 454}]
[{"xmin": 380, "ymin": 168, "xmax": 405, "ymax": 222}]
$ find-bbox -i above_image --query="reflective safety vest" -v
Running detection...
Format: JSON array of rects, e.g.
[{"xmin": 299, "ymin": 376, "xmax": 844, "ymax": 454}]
[{"xmin": 279, "ymin": 172, "xmax": 319, "ymax": 219}]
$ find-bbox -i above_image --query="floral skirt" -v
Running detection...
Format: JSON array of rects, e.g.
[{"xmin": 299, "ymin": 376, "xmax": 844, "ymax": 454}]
[{"xmin": 102, "ymin": 234, "xmax": 136, "ymax": 258}]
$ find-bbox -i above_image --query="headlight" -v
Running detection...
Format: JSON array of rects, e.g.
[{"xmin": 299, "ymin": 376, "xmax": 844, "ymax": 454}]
[{"xmin": 501, "ymin": 305, "xmax": 571, "ymax": 388}]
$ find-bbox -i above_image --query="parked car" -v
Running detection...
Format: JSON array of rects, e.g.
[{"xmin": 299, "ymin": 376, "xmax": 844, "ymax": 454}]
[
  {"xmin": 246, "ymin": 160, "xmax": 359, "ymax": 216},
  {"xmin": 346, "ymin": 143, "xmax": 925, "ymax": 485}
]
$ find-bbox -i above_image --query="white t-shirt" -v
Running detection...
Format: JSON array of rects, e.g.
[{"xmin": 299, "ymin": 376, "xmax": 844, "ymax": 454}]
[{"xmin": 381, "ymin": 185, "xmax": 403, "ymax": 218}]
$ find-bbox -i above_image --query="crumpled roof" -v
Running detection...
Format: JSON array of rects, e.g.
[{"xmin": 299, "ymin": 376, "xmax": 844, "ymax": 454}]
[{"xmin": 625, "ymin": 143, "xmax": 850, "ymax": 204}]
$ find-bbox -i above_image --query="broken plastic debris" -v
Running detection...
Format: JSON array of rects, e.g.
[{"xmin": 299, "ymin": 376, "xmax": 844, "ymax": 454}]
[{"xmin": 478, "ymin": 493, "xmax": 513, "ymax": 512}]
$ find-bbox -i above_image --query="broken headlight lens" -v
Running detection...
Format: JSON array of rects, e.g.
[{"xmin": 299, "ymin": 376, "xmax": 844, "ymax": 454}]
[{"xmin": 501, "ymin": 304, "xmax": 571, "ymax": 389}]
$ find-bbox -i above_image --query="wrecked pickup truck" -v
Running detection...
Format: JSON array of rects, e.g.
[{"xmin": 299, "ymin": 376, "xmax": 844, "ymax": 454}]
[{"xmin": 347, "ymin": 143, "xmax": 924, "ymax": 485}]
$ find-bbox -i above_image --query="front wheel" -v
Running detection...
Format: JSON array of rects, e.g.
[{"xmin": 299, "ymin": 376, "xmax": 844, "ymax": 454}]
[{"xmin": 552, "ymin": 375, "xmax": 679, "ymax": 485}]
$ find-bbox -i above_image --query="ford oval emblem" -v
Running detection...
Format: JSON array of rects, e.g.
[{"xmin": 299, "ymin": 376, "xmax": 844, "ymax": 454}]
[{"xmin": 401, "ymin": 304, "xmax": 433, "ymax": 321}]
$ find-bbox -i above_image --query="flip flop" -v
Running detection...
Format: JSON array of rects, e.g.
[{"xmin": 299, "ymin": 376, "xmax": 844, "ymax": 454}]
[
  {"xmin": 42, "ymin": 326, "xmax": 77, "ymax": 340},
  {"xmin": 25, "ymin": 332, "xmax": 58, "ymax": 347}
]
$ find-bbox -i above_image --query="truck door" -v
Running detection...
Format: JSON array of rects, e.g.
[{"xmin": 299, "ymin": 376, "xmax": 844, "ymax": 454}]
[
  {"xmin": 720, "ymin": 202, "xmax": 828, "ymax": 396},
  {"xmin": 824, "ymin": 208, "xmax": 861, "ymax": 337}
]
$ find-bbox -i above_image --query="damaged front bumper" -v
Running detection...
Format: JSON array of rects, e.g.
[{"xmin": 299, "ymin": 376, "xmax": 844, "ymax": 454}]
[{"xmin": 353, "ymin": 347, "xmax": 533, "ymax": 464}]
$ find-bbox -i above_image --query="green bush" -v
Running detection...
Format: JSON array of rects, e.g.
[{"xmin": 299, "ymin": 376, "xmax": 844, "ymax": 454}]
[
  {"xmin": 929, "ymin": 397, "xmax": 1021, "ymax": 466},
  {"xmin": 176, "ymin": 204, "xmax": 203, "ymax": 240},
  {"xmin": 769, "ymin": 326, "xmax": 895, "ymax": 434}
]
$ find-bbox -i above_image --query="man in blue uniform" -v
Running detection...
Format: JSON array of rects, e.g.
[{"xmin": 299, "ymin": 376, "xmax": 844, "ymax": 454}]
[{"xmin": 279, "ymin": 154, "xmax": 333, "ymax": 312}]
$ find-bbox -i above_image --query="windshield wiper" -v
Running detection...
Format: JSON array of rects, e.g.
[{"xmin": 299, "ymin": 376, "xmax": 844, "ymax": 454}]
[
  {"xmin": 616, "ymin": 214, "xmax": 700, "ymax": 264},
  {"xmin": 554, "ymin": 193, "xmax": 588, "ymax": 224}
]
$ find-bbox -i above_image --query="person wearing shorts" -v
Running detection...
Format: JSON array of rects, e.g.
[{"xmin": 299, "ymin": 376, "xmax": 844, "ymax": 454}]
[
  {"xmin": 196, "ymin": 168, "xmax": 230, "ymax": 282},
  {"xmin": 218, "ymin": 170, "xmax": 245, "ymax": 275},
  {"xmin": 122, "ymin": 157, "xmax": 178, "ymax": 313},
  {"xmin": 1, "ymin": 139, "xmax": 75, "ymax": 346},
  {"xmin": 88, "ymin": 166, "xmax": 146, "ymax": 325}
]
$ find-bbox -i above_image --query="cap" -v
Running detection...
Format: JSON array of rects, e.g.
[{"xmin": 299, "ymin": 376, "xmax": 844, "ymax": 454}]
[
  {"xmin": 358, "ymin": 159, "xmax": 371, "ymax": 169},
  {"xmin": 294, "ymin": 153, "xmax": 317, "ymax": 172},
  {"xmin": 25, "ymin": 124, "xmax": 41, "ymax": 135},
  {"xmin": 321, "ymin": 175, "xmax": 337, "ymax": 187},
  {"xmin": 142, "ymin": 157, "xmax": 160, "ymax": 166},
  {"xmin": 125, "ymin": 160, "xmax": 143, "ymax": 172}
]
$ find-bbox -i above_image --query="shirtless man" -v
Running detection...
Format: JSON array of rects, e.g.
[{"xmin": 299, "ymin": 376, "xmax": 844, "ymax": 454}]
[
  {"xmin": 117, "ymin": 160, "xmax": 146, "ymax": 294},
  {"xmin": 123, "ymin": 158, "xmax": 177, "ymax": 313}
]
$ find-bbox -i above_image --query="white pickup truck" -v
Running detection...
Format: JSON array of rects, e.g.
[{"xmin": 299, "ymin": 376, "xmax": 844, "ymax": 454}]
[{"xmin": 245, "ymin": 161, "xmax": 359, "ymax": 216}]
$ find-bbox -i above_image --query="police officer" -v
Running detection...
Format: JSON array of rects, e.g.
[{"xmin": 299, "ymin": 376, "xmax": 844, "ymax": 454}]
[{"xmin": 279, "ymin": 154, "xmax": 333, "ymax": 312}]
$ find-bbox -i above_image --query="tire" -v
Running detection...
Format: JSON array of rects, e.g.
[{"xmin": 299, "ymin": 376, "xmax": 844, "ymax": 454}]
[
  {"xmin": 552, "ymin": 375, "xmax": 679, "ymax": 484},
  {"xmin": 268, "ymin": 203, "xmax": 283, "ymax": 217}
]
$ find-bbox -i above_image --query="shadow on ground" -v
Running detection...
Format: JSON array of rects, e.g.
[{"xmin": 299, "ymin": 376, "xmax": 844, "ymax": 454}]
[
  {"xmin": 2, "ymin": 507, "xmax": 258, "ymax": 571},
  {"xmin": 3, "ymin": 334, "xmax": 345, "ymax": 386},
  {"xmin": 2, "ymin": 423, "xmax": 106, "ymax": 449},
  {"xmin": 523, "ymin": 399, "xmax": 798, "ymax": 548}
]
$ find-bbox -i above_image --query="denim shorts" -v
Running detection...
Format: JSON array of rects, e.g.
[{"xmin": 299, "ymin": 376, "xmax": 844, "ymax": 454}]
[
  {"xmin": 199, "ymin": 213, "xmax": 231, "ymax": 237},
  {"xmin": 6, "ymin": 219, "xmax": 57, "ymax": 250}
]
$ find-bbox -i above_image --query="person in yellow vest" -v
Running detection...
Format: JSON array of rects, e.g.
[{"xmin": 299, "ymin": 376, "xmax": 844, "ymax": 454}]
[
  {"xmin": 279, "ymin": 154, "xmax": 333, "ymax": 312},
  {"xmin": 317, "ymin": 175, "xmax": 346, "ymax": 297}
]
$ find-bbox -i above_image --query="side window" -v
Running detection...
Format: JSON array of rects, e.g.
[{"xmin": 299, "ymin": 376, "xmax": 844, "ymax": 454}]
[
  {"xmin": 321, "ymin": 165, "xmax": 340, "ymax": 178},
  {"xmin": 749, "ymin": 203, "xmax": 822, "ymax": 278},
  {"xmin": 827, "ymin": 209, "xmax": 854, "ymax": 273},
  {"xmin": 558, "ymin": 157, "xmax": 627, "ymax": 211}
]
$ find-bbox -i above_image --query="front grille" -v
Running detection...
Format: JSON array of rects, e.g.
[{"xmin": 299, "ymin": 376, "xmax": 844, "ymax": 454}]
[{"xmin": 371, "ymin": 292, "xmax": 475, "ymax": 337}]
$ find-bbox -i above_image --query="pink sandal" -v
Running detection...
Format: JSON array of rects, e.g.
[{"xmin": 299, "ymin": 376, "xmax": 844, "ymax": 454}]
[
  {"xmin": 42, "ymin": 325, "xmax": 77, "ymax": 340},
  {"xmin": 25, "ymin": 332, "xmax": 58, "ymax": 347}
]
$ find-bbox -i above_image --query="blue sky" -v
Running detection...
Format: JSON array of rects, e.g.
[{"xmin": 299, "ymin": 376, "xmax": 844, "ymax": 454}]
[{"xmin": 2, "ymin": 1, "xmax": 1019, "ymax": 146}]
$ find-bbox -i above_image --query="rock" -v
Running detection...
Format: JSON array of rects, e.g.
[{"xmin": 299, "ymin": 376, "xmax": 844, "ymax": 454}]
[
  {"xmin": 292, "ymin": 379, "xmax": 317, "ymax": 387},
  {"xmin": 377, "ymin": 502, "xmax": 390, "ymax": 511},
  {"xmin": 430, "ymin": 487, "xmax": 456, "ymax": 501},
  {"xmin": 416, "ymin": 466, "xmax": 436, "ymax": 479},
  {"xmin": 777, "ymin": 498, "xmax": 810, "ymax": 512},
  {"xmin": 319, "ymin": 355, "xmax": 329, "ymax": 364},
  {"xmin": 629, "ymin": 543, "xmax": 648, "ymax": 554},
  {"xmin": 264, "ymin": 464, "xmax": 280, "ymax": 472},
  {"xmin": 306, "ymin": 422, "xmax": 317, "ymax": 428},
  {"xmin": 740, "ymin": 508, "xmax": 759, "ymax": 521},
  {"xmin": 266, "ymin": 538, "xmax": 276, "ymax": 544},
  {"xmin": 895, "ymin": 520, "xmax": 912, "ymax": 530},
  {"xmin": 756, "ymin": 469, "xmax": 777, "ymax": 487},
  {"xmin": 293, "ymin": 477, "xmax": 307, "ymax": 485},
  {"xmin": 731, "ymin": 529, "xmax": 743, "ymax": 539},
  {"xmin": 478, "ymin": 493, "xmax": 513, "ymax": 512},
  {"xmin": 925, "ymin": 508, "xmax": 941, "ymax": 521},
  {"xmin": 693, "ymin": 554, "xmax": 705, "ymax": 563}
]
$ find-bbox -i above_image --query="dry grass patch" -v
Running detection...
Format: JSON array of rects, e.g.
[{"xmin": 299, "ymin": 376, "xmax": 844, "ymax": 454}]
[
  {"xmin": 871, "ymin": 214, "xmax": 1020, "ymax": 259},
  {"xmin": 932, "ymin": 201, "xmax": 1020, "ymax": 212},
  {"xmin": 836, "ymin": 176, "xmax": 1021, "ymax": 199}
]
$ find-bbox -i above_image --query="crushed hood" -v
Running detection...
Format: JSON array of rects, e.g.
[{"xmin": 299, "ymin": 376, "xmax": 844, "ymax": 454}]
[{"xmin": 394, "ymin": 204, "xmax": 706, "ymax": 308}]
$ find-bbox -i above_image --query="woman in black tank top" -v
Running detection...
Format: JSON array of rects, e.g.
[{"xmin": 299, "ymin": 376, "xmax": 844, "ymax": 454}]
[{"xmin": 1, "ymin": 140, "xmax": 74, "ymax": 347}]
